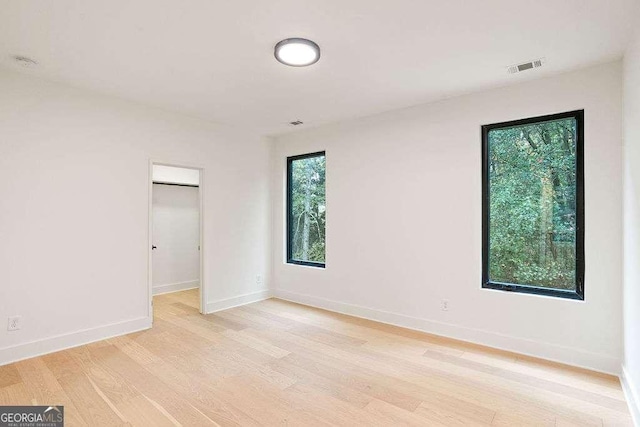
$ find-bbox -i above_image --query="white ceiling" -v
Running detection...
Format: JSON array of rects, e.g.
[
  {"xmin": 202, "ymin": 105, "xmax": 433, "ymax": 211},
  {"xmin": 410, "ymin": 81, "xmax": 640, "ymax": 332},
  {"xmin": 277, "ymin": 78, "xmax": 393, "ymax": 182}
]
[{"xmin": 0, "ymin": 0, "xmax": 637, "ymax": 135}]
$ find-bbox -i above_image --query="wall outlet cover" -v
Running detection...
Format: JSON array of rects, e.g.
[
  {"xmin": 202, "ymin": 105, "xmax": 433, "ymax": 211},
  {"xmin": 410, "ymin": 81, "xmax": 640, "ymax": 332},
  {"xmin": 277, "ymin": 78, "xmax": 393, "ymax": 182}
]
[{"xmin": 7, "ymin": 316, "xmax": 22, "ymax": 331}]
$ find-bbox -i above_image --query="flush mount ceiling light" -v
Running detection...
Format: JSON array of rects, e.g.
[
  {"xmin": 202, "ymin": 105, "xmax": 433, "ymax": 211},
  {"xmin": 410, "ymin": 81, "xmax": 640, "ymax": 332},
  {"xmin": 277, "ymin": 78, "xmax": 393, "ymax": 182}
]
[{"xmin": 274, "ymin": 38, "xmax": 320, "ymax": 67}]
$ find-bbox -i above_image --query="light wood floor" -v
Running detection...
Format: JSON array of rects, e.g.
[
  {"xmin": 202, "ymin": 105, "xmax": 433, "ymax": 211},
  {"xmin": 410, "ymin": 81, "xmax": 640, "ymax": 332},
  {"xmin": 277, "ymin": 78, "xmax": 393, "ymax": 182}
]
[{"xmin": 0, "ymin": 289, "xmax": 633, "ymax": 426}]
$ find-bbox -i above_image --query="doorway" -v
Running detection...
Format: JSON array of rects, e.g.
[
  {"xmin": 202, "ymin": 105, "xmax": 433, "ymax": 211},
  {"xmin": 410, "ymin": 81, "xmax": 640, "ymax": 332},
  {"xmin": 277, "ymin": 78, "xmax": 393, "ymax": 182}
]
[{"xmin": 149, "ymin": 162, "xmax": 205, "ymax": 318}]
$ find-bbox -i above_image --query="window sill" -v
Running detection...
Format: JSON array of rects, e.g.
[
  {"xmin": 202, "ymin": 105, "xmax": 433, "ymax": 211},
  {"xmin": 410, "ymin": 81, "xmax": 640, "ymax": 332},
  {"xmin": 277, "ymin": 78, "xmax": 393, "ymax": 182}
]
[
  {"xmin": 286, "ymin": 260, "xmax": 325, "ymax": 269},
  {"xmin": 482, "ymin": 281, "xmax": 584, "ymax": 301}
]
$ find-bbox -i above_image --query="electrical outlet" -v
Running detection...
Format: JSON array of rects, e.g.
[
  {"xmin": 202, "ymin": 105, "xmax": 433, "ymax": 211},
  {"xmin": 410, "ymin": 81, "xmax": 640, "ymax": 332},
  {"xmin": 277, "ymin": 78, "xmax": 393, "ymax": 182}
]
[
  {"xmin": 256, "ymin": 274, "xmax": 263, "ymax": 286},
  {"xmin": 7, "ymin": 316, "xmax": 21, "ymax": 331},
  {"xmin": 440, "ymin": 300, "xmax": 449, "ymax": 312}
]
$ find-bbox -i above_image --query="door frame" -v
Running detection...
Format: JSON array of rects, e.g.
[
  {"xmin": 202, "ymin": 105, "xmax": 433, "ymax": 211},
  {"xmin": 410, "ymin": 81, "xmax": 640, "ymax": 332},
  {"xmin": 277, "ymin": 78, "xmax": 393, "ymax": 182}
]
[{"xmin": 148, "ymin": 160, "xmax": 206, "ymax": 318}]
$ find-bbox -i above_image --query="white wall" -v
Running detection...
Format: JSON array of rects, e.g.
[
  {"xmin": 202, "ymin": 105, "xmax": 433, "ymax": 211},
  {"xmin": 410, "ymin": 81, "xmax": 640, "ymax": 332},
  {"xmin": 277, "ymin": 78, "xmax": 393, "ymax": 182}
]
[
  {"xmin": 0, "ymin": 69, "xmax": 271, "ymax": 365},
  {"xmin": 271, "ymin": 62, "xmax": 623, "ymax": 374},
  {"xmin": 623, "ymin": 26, "xmax": 640, "ymax": 423},
  {"xmin": 152, "ymin": 184, "xmax": 200, "ymax": 294},
  {"xmin": 152, "ymin": 164, "xmax": 200, "ymax": 186}
]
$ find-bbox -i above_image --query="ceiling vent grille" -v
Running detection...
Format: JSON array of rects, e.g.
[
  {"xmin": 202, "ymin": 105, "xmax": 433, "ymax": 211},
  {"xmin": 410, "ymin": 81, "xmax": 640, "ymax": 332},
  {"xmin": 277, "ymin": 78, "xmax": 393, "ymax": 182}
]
[
  {"xmin": 289, "ymin": 120, "xmax": 304, "ymax": 126},
  {"xmin": 508, "ymin": 58, "xmax": 544, "ymax": 74},
  {"xmin": 12, "ymin": 55, "xmax": 38, "ymax": 68}
]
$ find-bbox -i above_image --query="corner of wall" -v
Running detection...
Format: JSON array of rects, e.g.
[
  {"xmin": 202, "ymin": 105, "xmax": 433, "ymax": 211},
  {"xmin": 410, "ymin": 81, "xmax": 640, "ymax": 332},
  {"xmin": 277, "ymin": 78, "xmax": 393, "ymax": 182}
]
[
  {"xmin": 622, "ymin": 365, "xmax": 640, "ymax": 426},
  {"xmin": 623, "ymin": 18, "xmax": 640, "ymax": 427}
]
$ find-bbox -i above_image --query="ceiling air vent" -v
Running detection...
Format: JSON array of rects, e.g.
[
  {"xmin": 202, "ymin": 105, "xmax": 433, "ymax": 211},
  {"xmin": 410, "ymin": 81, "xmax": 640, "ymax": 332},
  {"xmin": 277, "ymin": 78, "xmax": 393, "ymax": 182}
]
[
  {"xmin": 508, "ymin": 58, "xmax": 544, "ymax": 74},
  {"xmin": 289, "ymin": 120, "xmax": 304, "ymax": 126},
  {"xmin": 12, "ymin": 55, "xmax": 38, "ymax": 68}
]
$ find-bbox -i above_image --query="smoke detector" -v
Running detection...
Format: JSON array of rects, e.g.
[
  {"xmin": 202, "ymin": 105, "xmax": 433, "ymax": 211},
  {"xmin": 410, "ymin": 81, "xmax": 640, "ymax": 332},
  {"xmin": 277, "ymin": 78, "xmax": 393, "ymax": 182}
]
[
  {"xmin": 12, "ymin": 55, "xmax": 38, "ymax": 68},
  {"xmin": 507, "ymin": 58, "xmax": 544, "ymax": 74},
  {"xmin": 289, "ymin": 120, "xmax": 304, "ymax": 126}
]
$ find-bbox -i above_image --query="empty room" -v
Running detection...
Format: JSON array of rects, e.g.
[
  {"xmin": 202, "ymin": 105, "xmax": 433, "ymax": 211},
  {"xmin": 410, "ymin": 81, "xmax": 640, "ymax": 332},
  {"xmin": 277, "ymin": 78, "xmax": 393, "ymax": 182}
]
[{"xmin": 0, "ymin": 1, "xmax": 639, "ymax": 426}]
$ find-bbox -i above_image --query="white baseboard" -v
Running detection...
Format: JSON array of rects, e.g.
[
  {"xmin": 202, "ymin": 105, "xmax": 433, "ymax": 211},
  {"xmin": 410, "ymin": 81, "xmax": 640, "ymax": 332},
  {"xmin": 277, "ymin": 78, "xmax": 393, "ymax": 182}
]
[
  {"xmin": 0, "ymin": 288, "xmax": 269, "ymax": 367},
  {"xmin": 273, "ymin": 289, "xmax": 620, "ymax": 375},
  {"xmin": 206, "ymin": 289, "xmax": 272, "ymax": 314},
  {"xmin": 622, "ymin": 365, "xmax": 640, "ymax": 426},
  {"xmin": 153, "ymin": 280, "xmax": 199, "ymax": 295},
  {"xmin": 0, "ymin": 316, "xmax": 152, "ymax": 367}
]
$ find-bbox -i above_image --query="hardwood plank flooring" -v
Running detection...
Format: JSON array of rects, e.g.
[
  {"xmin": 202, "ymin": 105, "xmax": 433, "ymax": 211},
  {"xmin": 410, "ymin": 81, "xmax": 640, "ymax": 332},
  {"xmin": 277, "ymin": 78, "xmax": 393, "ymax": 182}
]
[{"xmin": 0, "ymin": 289, "xmax": 633, "ymax": 426}]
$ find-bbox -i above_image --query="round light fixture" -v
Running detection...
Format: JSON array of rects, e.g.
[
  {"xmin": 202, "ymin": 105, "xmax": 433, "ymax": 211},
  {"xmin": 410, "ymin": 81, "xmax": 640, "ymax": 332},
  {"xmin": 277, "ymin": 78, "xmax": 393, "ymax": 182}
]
[{"xmin": 274, "ymin": 38, "xmax": 320, "ymax": 67}]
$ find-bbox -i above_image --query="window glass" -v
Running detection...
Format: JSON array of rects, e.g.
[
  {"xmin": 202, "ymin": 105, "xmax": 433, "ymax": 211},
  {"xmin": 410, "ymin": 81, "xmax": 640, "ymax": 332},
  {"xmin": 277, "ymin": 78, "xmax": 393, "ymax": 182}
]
[
  {"xmin": 483, "ymin": 111, "xmax": 584, "ymax": 299},
  {"xmin": 287, "ymin": 152, "xmax": 326, "ymax": 267}
]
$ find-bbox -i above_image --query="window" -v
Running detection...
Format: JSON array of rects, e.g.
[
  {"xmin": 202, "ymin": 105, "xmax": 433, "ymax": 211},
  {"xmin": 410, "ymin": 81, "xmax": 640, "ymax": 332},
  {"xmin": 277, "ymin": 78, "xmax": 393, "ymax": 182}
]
[
  {"xmin": 482, "ymin": 110, "xmax": 584, "ymax": 300},
  {"xmin": 287, "ymin": 151, "xmax": 326, "ymax": 267}
]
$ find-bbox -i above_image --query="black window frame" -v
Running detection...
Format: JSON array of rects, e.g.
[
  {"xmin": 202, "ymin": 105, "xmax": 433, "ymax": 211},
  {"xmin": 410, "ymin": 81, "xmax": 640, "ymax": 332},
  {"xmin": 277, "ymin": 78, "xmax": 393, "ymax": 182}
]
[
  {"xmin": 286, "ymin": 151, "xmax": 326, "ymax": 268},
  {"xmin": 482, "ymin": 110, "xmax": 585, "ymax": 300}
]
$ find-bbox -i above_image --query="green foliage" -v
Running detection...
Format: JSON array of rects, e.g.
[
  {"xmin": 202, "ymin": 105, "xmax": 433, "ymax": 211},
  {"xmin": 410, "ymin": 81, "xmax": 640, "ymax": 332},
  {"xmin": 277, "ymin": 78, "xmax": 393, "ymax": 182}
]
[
  {"xmin": 488, "ymin": 118, "xmax": 577, "ymax": 290},
  {"xmin": 290, "ymin": 155, "xmax": 326, "ymax": 263}
]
